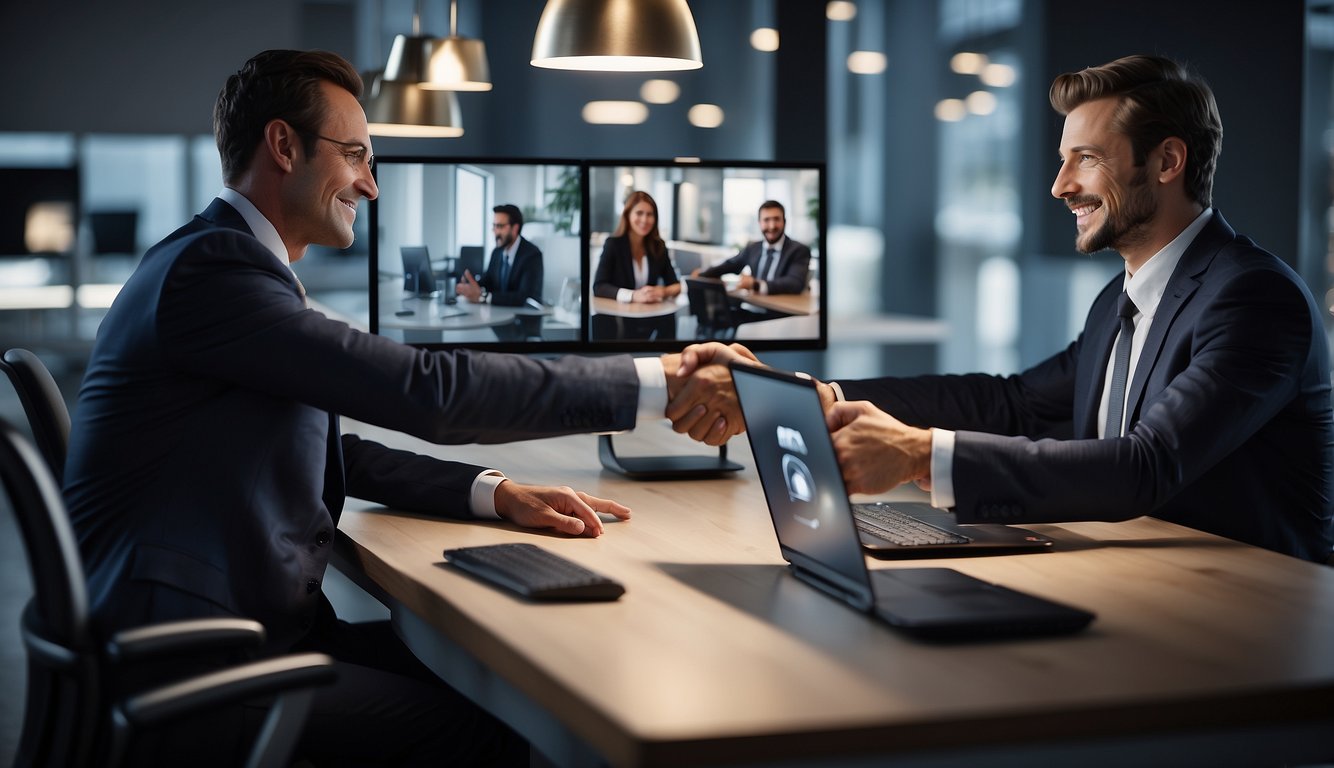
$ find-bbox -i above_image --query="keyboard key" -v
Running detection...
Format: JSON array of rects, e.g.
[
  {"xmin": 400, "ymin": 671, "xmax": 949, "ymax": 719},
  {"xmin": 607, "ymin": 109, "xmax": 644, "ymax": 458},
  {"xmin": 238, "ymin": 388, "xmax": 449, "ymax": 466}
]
[{"xmin": 853, "ymin": 504, "xmax": 970, "ymax": 546}]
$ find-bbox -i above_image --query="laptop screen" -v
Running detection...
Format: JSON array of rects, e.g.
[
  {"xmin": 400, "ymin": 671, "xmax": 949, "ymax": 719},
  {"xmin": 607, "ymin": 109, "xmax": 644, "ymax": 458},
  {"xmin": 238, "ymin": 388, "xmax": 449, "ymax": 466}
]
[{"xmin": 732, "ymin": 365, "xmax": 875, "ymax": 606}]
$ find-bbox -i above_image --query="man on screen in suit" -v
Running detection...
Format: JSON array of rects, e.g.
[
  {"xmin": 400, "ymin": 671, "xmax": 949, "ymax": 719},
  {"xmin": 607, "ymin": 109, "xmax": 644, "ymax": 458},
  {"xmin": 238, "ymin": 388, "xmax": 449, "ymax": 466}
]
[
  {"xmin": 694, "ymin": 200, "xmax": 811, "ymax": 296},
  {"xmin": 457, "ymin": 203, "xmax": 544, "ymax": 308},
  {"xmin": 63, "ymin": 49, "xmax": 743, "ymax": 766},
  {"xmin": 686, "ymin": 55, "xmax": 1334, "ymax": 562}
]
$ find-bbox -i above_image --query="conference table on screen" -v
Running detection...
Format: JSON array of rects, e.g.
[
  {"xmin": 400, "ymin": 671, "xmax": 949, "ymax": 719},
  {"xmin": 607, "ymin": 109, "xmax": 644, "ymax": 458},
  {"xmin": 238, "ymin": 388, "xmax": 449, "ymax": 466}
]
[
  {"xmin": 591, "ymin": 288, "xmax": 819, "ymax": 341},
  {"xmin": 331, "ymin": 418, "xmax": 1334, "ymax": 768}
]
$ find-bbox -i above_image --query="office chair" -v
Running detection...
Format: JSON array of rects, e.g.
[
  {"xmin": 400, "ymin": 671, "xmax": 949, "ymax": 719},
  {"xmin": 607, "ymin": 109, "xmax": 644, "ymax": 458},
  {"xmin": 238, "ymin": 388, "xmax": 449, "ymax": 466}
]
[
  {"xmin": 0, "ymin": 417, "xmax": 336, "ymax": 768},
  {"xmin": 1, "ymin": 348, "xmax": 70, "ymax": 484},
  {"xmin": 685, "ymin": 277, "xmax": 739, "ymax": 340}
]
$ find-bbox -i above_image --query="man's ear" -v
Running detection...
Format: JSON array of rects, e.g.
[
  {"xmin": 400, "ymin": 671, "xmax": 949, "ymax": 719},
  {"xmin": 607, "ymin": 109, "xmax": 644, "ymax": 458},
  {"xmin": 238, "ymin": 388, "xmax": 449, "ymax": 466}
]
[
  {"xmin": 262, "ymin": 119, "xmax": 299, "ymax": 174},
  {"xmin": 1156, "ymin": 136, "xmax": 1188, "ymax": 185}
]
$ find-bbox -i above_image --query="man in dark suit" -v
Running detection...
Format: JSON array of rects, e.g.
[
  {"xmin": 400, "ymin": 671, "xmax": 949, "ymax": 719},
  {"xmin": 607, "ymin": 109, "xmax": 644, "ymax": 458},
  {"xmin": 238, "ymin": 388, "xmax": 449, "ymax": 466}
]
[
  {"xmin": 457, "ymin": 203, "xmax": 544, "ymax": 307},
  {"xmin": 62, "ymin": 49, "xmax": 741, "ymax": 766},
  {"xmin": 695, "ymin": 200, "xmax": 811, "ymax": 295},
  {"xmin": 687, "ymin": 55, "xmax": 1334, "ymax": 563},
  {"xmin": 458, "ymin": 203, "xmax": 544, "ymax": 339}
]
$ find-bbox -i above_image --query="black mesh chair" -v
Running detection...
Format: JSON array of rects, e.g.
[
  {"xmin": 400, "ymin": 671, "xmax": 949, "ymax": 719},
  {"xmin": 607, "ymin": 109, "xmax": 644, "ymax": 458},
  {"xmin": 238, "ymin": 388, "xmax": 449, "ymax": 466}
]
[
  {"xmin": 0, "ymin": 417, "xmax": 336, "ymax": 767},
  {"xmin": 1, "ymin": 348, "xmax": 71, "ymax": 483},
  {"xmin": 685, "ymin": 277, "xmax": 739, "ymax": 340}
]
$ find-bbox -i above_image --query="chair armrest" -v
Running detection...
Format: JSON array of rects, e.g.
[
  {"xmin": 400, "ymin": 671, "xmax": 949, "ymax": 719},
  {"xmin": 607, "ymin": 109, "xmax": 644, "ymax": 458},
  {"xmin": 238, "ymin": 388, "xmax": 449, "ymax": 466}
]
[
  {"xmin": 107, "ymin": 618, "xmax": 266, "ymax": 664},
  {"xmin": 116, "ymin": 652, "xmax": 337, "ymax": 727}
]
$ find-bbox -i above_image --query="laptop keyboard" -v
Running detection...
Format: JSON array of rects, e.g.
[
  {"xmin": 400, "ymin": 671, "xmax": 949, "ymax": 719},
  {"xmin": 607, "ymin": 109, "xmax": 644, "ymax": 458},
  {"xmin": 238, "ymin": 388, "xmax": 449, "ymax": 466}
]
[
  {"xmin": 853, "ymin": 504, "xmax": 971, "ymax": 547},
  {"xmin": 442, "ymin": 543, "xmax": 626, "ymax": 601}
]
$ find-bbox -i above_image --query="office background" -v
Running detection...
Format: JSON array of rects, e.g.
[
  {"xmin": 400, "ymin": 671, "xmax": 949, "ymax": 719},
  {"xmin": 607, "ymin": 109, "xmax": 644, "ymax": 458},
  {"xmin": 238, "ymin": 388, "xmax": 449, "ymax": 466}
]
[{"xmin": 1, "ymin": 0, "xmax": 1331, "ymax": 760}]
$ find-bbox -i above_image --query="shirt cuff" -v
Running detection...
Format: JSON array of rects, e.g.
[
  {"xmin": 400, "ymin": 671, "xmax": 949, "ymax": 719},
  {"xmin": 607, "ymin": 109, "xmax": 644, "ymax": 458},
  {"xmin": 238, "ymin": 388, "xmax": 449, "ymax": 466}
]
[
  {"xmin": 757, "ymin": 280, "xmax": 769, "ymax": 295},
  {"xmin": 617, "ymin": 287, "xmax": 634, "ymax": 303},
  {"xmin": 471, "ymin": 470, "xmax": 506, "ymax": 519},
  {"xmin": 634, "ymin": 356, "xmax": 667, "ymax": 427},
  {"xmin": 929, "ymin": 428, "xmax": 956, "ymax": 510}
]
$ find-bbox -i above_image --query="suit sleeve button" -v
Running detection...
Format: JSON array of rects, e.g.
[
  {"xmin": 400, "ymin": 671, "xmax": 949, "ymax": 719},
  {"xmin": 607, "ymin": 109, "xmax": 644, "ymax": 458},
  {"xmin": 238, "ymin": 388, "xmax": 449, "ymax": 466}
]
[{"xmin": 315, "ymin": 530, "xmax": 331, "ymax": 547}]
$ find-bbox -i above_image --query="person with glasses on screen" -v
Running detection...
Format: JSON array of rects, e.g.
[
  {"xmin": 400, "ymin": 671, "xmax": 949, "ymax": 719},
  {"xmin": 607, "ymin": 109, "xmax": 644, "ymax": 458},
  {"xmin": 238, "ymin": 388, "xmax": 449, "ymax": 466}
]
[
  {"xmin": 457, "ymin": 203, "xmax": 544, "ymax": 308},
  {"xmin": 63, "ymin": 49, "xmax": 742, "ymax": 766},
  {"xmin": 684, "ymin": 54, "xmax": 1333, "ymax": 564},
  {"xmin": 693, "ymin": 200, "xmax": 811, "ymax": 296}
]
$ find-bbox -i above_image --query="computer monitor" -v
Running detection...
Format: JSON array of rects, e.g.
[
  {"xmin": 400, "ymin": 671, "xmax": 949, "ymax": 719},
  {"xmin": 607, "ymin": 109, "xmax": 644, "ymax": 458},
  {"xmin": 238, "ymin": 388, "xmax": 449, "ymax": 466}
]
[
  {"xmin": 0, "ymin": 167, "xmax": 81, "ymax": 258},
  {"xmin": 400, "ymin": 245, "xmax": 436, "ymax": 296}
]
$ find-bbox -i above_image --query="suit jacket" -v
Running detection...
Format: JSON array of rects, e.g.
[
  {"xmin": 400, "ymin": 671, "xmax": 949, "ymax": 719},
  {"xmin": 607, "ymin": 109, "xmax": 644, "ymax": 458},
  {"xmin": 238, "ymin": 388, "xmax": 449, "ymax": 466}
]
[
  {"xmin": 699, "ymin": 238, "xmax": 811, "ymax": 295},
  {"xmin": 64, "ymin": 199, "xmax": 640, "ymax": 650},
  {"xmin": 593, "ymin": 234, "xmax": 680, "ymax": 299},
  {"xmin": 839, "ymin": 212, "xmax": 1334, "ymax": 561},
  {"xmin": 478, "ymin": 236, "xmax": 543, "ymax": 307}
]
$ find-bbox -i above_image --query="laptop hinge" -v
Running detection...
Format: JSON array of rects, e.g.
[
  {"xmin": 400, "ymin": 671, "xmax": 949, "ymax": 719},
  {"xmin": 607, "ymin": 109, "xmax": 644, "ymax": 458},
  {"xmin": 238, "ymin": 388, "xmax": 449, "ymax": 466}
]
[{"xmin": 791, "ymin": 565, "xmax": 874, "ymax": 612}]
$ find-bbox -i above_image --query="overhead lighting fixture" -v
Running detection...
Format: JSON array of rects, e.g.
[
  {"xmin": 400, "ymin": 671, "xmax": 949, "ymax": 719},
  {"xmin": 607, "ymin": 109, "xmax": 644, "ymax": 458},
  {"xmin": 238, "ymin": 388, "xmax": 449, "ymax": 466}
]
[
  {"xmin": 826, "ymin": 1, "xmax": 857, "ymax": 21},
  {"xmin": 966, "ymin": 90, "xmax": 997, "ymax": 115},
  {"xmin": 531, "ymin": 0, "xmax": 703, "ymax": 72},
  {"xmin": 950, "ymin": 51, "xmax": 988, "ymax": 75},
  {"xmin": 581, "ymin": 100, "xmax": 650, "ymax": 125},
  {"xmin": 750, "ymin": 28, "xmax": 779, "ymax": 53},
  {"xmin": 980, "ymin": 62, "xmax": 1017, "ymax": 87},
  {"xmin": 640, "ymin": 79, "xmax": 680, "ymax": 104},
  {"xmin": 847, "ymin": 51, "xmax": 887, "ymax": 75},
  {"xmin": 687, "ymin": 104, "xmax": 724, "ymax": 128},
  {"xmin": 935, "ymin": 98, "xmax": 966, "ymax": 122},
  {"xmin": 364, "ymin": 71, "xmax": 464, "ymax": 138},
  {"xmin": 384, "ymin": 0, "xmax": 492, "ymax": 92}
]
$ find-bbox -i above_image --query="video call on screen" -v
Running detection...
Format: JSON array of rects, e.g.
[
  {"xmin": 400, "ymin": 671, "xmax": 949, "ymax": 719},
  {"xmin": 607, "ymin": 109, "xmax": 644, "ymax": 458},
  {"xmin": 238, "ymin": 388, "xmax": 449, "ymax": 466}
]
[{"xmin": 368, "ymin": 158, "xmax": 826, "ymax": 353}]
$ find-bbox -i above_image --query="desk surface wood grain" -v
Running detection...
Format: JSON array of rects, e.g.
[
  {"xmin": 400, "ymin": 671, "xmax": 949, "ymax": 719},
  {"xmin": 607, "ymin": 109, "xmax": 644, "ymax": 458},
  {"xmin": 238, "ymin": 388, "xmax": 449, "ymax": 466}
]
[{"xmin": 336, "ymin": 419, "xmax": 1334, "ymax": 767}]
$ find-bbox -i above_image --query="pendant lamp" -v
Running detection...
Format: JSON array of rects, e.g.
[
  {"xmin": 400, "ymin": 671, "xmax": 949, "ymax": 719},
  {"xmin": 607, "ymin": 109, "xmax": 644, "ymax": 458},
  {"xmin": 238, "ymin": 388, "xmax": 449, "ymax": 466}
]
[{"xmin": 531, "ymin": 0, "xmax": 703, "ymax": 72}]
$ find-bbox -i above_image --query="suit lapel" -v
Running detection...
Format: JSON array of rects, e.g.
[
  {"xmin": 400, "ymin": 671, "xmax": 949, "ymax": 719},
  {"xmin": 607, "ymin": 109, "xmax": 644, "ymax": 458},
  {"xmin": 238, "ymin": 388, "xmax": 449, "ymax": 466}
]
[
  {"xmin": 1076, "ymin": 283, "xmax": 1123, "ymax": 438},
  {"xmin": 1122, "ymin": 212, "xmax": 1232, "ymax": 428}
]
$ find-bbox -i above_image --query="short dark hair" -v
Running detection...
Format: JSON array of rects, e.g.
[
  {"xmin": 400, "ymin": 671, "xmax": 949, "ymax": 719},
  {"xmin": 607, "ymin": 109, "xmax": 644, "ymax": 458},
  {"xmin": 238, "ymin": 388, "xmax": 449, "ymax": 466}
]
[
  {"xmin": 493, "ymin": 204, "xmax": 523, "ymax": 231},
  {"xmin": 213, "ymin": 49, "xmax": 363, "ymax": 185},
  {"xmin": 1049, "ymin": 54, "xmax": 1222, "ymax": 207},
  {"xmin": 758, "ymin": 200, "xmax": 785, "ymax": 218}
]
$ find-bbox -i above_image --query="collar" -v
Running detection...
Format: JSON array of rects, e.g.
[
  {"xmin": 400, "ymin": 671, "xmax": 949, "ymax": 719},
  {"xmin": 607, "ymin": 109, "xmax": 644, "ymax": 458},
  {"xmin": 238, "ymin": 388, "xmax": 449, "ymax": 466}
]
[
  {"xmin": 763, "ymin": 236, "xmax": 786, "ymax": 254},
  {"xmin": 219, "ymin": 187, "xmax": 289, "ymax": 266},
  {"xmin": 1123, "ymin": 208, "xmax": 1213, "ymax": 319}
]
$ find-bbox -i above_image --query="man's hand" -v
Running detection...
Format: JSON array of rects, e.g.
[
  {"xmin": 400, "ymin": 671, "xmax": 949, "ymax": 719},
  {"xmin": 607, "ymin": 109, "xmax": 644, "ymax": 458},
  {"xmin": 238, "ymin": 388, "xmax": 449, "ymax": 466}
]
[
  {"xmin": 826, "ymin": 401, "xmax": 933, "ymax": 495},
  {"xmin": 493, "ymin": 481, "xmax": 631, "ymax": 538},
  {"xmin": 674, "ymin": 341, "xmax": 761, "ymax": 378},
  {"xmin": 736, "ymin": 274, "xmax": 756, "ymax": 291},
  {"xmin": 660, "ymin": 343, "xmax": 760, "ymax": 445},
  {"xmin": 456, "ymin": 270, "xmax": 483, "ymax": 302}
]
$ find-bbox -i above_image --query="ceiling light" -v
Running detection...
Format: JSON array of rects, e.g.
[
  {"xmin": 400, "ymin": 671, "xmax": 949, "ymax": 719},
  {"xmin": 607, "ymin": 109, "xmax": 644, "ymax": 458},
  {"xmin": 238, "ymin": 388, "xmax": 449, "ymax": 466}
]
[
  {"xmin": 847, "ymin": 51, "xmax": 887, "ymax": 75},
  {"xmin": 950, "ymin": 52, "xmax": 988, "ymax": 75},
  {"xmin": 935, "ymin": 98, "xmax": 966, "ymax": 122},
  {"xmin": 687, "ymin": 104, "xmax": 724, "ymax": 128},
  {"xmin": 640, "ymin": 79, "xmax": 681, "ymax": 104},
  {"xmin": 582, "ymin": 100, "xmax": 650, "ymax": 125},
  {"xmin": 750, "ymin": 28, "xmax": 779, "ymax": 53},
  {"xmin": 980, "ymin": 62, "xmax": 1017, "ymax": 87},
  {"xmin": 531, "ymin": 0, "xmax": 703, "ymax": 72},
  {"xmin": 364, "ymin": 72, "xmax": 464, "ymax": 138},
  {"xmin": 966, "ymin": 90, "xmax": 997, "ymax": 115},
  {"xmin": 826, "ymin": 1, "xmax": 857, "ymax": 21},
  {"xmin": 384, "ymin": 1, "xmax": 491, "ymax": 92}
]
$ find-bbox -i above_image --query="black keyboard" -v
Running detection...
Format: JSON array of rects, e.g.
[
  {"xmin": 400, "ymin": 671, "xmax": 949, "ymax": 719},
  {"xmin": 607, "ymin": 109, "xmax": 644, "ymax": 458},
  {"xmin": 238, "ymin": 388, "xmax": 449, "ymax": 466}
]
[
  {"xmin": 442, "ymin": 543, "xmax": 626, "ymax": 601},
  {"xmin": 852, "ymin": 503, "xmax": 971, "ymax": 547}
]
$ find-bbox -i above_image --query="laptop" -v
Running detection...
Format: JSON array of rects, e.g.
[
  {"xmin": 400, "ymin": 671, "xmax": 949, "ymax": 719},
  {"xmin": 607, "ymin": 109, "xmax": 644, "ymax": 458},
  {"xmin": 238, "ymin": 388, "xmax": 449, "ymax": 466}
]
[
  {"xmin": 733, "ymin": 366, "xmax": 1053, "ymax": 558},
  {"xmin": 731, "ymin": 363, "xmax": 1095, "ymax": 640}
]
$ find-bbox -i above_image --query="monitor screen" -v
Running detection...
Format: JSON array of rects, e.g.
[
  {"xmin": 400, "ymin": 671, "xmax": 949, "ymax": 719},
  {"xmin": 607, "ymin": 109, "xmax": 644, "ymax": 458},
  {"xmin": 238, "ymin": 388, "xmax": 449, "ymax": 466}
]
[
  {"xmin": 0, "ymin": 167, "xmax": 81, "ymax": 257},
  {"xmin": 370, "ymin": 157, "xmax": 585, "ymax": 350},
  {"xmin": 586, "ymin": 160, "xmax": 825, "ymax": 351},
  {"xmin": 368, "ymin": 157, "xmax": 826, "ymax": 354}
]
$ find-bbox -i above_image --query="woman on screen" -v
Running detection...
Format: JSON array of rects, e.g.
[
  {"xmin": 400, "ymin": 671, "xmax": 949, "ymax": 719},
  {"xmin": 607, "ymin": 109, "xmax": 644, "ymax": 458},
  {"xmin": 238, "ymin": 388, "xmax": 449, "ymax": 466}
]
[{"xmin": 593, "ymin": 191, "xmax": 682, "ymax": 303}]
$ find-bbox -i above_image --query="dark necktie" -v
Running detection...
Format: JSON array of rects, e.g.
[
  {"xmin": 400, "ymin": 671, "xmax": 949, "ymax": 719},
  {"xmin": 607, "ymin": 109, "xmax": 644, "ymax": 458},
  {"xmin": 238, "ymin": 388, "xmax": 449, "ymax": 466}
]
[
  {"xmin": 758, "ymin": 247, "xmax": 776, "ymax": 283},
  {"xmin": 1104, "ymin": 291, "xmax": 1138, "ymax": 438},
  {"xmin": 499, "ymin": 253, "xmax": 510, "ymax": 290}
]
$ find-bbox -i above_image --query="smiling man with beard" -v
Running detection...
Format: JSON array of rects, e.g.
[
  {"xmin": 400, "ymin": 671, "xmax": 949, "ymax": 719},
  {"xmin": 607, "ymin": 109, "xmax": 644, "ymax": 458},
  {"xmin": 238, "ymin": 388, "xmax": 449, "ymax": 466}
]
[{"xmin": 690, "ymin": 54, "xmax": 1334, "ymax": 563}]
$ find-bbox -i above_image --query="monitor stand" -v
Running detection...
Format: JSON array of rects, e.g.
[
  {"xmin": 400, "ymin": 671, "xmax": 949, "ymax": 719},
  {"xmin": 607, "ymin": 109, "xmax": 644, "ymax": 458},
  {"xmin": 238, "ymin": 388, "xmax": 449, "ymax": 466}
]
[{"xmin": 598, "ymin": 434, "xmax": 744, "ymax": 480}]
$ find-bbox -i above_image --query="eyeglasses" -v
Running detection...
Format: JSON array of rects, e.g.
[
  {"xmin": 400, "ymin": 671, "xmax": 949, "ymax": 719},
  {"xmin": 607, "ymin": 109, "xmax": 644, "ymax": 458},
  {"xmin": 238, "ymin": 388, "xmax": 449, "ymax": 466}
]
[{"xmin": 292, "ymin": 126, "xmax": 374, "ymax": 171}]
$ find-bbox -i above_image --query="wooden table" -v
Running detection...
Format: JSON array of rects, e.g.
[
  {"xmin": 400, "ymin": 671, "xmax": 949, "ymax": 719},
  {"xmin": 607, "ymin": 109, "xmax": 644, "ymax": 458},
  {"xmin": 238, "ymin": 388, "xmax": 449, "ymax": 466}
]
[{"xmin": 333, "ymin": 419, "xmax": 1334, "ymax": 767}]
